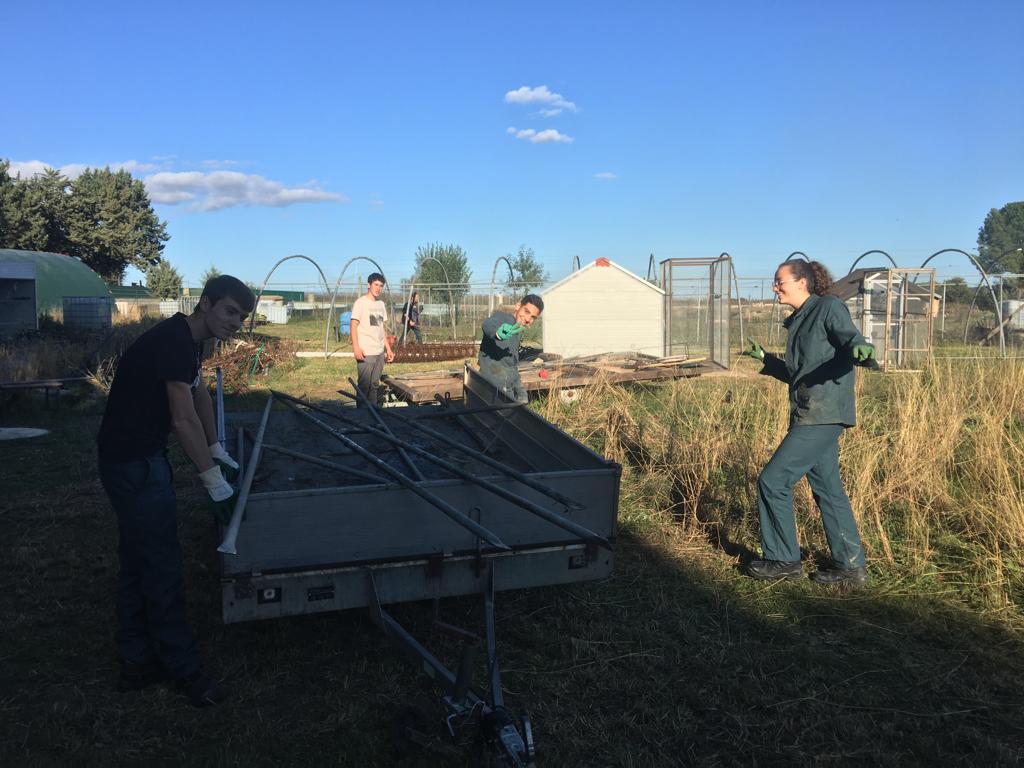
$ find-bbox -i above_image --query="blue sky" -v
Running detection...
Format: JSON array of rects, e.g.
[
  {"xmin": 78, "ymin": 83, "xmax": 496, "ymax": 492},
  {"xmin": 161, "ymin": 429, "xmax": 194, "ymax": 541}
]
[{"xmin": 4, "ymin": 0, "xmax": 1023, "ymax": 286}]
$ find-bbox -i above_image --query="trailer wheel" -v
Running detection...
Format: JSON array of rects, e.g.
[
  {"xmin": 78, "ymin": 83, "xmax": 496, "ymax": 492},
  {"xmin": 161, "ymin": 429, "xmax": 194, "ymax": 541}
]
[{"xmin": 558, "ymin": 387, "xmax": 582, "ymax": 405}]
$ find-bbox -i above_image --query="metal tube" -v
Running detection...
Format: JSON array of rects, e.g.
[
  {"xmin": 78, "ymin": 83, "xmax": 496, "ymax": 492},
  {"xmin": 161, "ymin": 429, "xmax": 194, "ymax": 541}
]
[
  {"xmin": 329, "ymin": 390, "xmax": 610, "ymax": 549},
  {"xmin": 218, "ymin": 393, "xmax": 273, "ymax": 555},
  {"xmin": 354, "ymin": 389, "xmax": 585, "ymax": 510},
  {"xmin": 262, "ymin": 442, "xmax": 386, "ymax": 484},
  {"xmin": 485, "ymin": 564, "xmax": 503, "ymax": 709},
  {"xmin": 216, "ymin": 367, "xmax": 225, "ymax": 447},
  {"xmin": 236, "ymin": 426, "xmax": 245, "ymax": 482},
  {"xmin": 417, "ymin": 401, "xmax": 526, "ymax": 418},
  {"xmin": 346, "ymin": 377, "xmax": 425, "ymax": 481},
  {"xmin": 274, "ymin": 393, "xmax": 510, "ymax": 550}
]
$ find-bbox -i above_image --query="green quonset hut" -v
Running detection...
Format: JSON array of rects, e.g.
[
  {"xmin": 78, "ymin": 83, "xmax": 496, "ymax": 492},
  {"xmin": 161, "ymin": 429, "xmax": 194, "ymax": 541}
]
[{"xmin": 0, "ymin": 249, "xmax": 111, "ymax": 316}]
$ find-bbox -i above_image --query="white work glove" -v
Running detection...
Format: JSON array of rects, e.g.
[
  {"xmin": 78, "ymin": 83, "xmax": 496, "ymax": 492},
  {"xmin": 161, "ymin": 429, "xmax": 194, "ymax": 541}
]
[
  {"xmin": 209, "ymin": 442, "xmax": 238, "ymax": 469},
  {"xmin": 209, "ymin": 442, "xmax": 239, "ymax": 481},
  {"xmin": 199, "ymin": 465, "xmax": 234, "ymax": 503}
]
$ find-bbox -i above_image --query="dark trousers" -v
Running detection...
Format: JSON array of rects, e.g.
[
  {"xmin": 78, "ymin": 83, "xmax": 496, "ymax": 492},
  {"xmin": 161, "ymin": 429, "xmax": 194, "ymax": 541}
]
[
  {"xmin": 401, "ymin": 325, "xmax": 422, "ymax": 344},
  {"xmin": 99, "ymin": 451, "xmax": 199, "ymax": 678},
  {"xmin": 757, "ymin": 424, "xmax": 865, "ymax": 568},
  {"xmin": 479, "ymin": 359, "xmax": 528, "ymax": 403},
  {"xmin": 355, "ymin": 353, "xmax": 386, "ymax": 406}
]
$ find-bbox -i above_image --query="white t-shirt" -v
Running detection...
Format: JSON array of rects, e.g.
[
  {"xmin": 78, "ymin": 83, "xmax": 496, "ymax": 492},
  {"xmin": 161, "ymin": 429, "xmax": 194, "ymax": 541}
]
[{"xmin": 351, "ymin": 295, "xmax": 387, "ymax": 356}]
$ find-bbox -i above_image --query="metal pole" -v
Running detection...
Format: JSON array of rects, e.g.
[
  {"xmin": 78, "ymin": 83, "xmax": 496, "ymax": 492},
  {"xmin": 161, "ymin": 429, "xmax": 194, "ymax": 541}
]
[
  {"xmin": 345, "ymin": 388, "xmax": 585, "ymax": 510},
  {"xmin": 345, "ymin": 377, "xmax": 425, "ymax": 480},
  {"xmin": 262, "ymin": 443, "xmax": 387, "ymax": 484},
  {"xmin": 215, "ymin": 367, "xmax": 225, "ymax": 447},
  {"xmin": 319, "ymin": 391, "xmax": 611, "ymax": 548},
  {"xmin": 275, "ymin": 394, "xmax": 510, "ymax": 550},
  {"xmin": 218, "ymin": 393, "xmax": 273, "ymax": 555},
  {"xmin": 940, "ymin": 283, "xmax": 946, "ymax": 340}
]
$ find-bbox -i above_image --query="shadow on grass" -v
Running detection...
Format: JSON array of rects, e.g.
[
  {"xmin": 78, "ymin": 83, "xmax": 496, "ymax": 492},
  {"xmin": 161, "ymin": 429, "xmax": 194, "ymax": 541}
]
[{"xmin": 1, "ymin": 394, "xmax": 1023, "ymax": 766}]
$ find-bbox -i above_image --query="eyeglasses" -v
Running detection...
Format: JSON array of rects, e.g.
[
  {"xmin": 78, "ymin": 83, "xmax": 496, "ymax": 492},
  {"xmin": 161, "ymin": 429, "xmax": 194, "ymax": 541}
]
[{"xmin": 772, "ymin": 278, "xmax": 800, "ymax": 288}]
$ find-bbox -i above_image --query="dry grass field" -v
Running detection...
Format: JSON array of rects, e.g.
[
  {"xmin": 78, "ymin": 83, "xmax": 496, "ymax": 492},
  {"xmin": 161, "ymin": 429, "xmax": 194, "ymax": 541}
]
[{"xmin": 2, "ymin": 320, "xmax": 1023, "ymax": 766}]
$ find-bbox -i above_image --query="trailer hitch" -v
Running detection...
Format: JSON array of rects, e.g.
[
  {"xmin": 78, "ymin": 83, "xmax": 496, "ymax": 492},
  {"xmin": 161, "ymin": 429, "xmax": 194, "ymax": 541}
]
[{"xmin": 366, "ymin": 562, "xmax": 538, "ymax": 766}]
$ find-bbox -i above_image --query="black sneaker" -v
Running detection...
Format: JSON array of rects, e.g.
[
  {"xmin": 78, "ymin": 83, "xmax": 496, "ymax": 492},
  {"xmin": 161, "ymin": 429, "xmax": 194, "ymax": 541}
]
[
  {"xmin": 810, "ymin": 566, "xmax": 869, "ymax": 587},
  {"xmin": 175, "ymin": 671, "xmax": 227, "ymax": 707},
  {"xmin": 747, "ymin": 559, "xmax": 803, "ymax": 581},
  {"xmin": 117, "ymin": 659, "xmax": 166, "ymax": 692}
]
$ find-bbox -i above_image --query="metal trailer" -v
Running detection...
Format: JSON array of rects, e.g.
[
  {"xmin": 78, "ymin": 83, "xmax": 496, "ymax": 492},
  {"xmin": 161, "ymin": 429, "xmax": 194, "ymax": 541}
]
[
  {"xmin": 384, "ymin": 354, "xmax": 714, "ymax": 405},
  {"xmin": 216, "ymin": 367, "xmax": 621, "ymax": 764}
]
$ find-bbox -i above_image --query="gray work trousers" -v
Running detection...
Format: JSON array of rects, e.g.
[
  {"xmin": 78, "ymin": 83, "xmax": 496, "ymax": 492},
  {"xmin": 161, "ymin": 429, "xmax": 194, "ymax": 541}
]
[
  {"xmin": 757, "ymin": 424, "xmax": 865, "ymax": 568},
  {"xmin": 355, "ymin": 354, "xmax": 386, "ymax": 406},
  {"xmin": 479, "ymin": 359, "xmax": 527, "ymax": 403}
]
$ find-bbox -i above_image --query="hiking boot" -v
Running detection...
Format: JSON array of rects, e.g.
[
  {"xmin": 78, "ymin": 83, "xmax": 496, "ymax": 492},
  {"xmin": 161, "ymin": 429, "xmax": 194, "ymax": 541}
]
[
  {"xmin": 810, "ymin": 565, "xmax": 869, "ymax": 588},
  {"xmin": 175, "ymin": 671, "xmax": 227, "ymax": 707},
  {"xmin": 747, "ymin": 559, "xmax": 803, "ymax": 581},
  {"xmin": 117, "ymin": 659, "xmax": 166, "ymax": 692}
]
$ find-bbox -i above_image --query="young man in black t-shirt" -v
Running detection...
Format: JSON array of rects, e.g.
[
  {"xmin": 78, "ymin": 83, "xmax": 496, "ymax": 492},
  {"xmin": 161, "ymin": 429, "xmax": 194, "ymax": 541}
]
[{"xmin": 97, "ymin": 275, "xmax": 254, "ymax": 707}]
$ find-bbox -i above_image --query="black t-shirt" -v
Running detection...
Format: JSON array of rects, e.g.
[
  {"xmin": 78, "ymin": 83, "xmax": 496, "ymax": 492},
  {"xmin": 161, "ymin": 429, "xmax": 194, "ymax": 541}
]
[{"xmin": 98, "ymin": 313, "xmax": 202, "ymax": 461}]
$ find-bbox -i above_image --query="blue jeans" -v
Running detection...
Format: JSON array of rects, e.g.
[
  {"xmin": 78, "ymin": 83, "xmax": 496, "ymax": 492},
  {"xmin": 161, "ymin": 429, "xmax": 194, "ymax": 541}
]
[
  {"xmin": 99, "ymin": 450, "xmax": 199, "ymax": 678},
  {"xmin": 757, "ymin": 424, "xmax": 865, "ymax": 568}
]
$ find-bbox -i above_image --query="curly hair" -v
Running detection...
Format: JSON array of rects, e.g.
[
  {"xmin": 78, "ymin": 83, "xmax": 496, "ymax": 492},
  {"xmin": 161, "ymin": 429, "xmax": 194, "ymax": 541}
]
[{"xmin": 780, "ymin": 259, "xmax": 833, "ymax": 296}]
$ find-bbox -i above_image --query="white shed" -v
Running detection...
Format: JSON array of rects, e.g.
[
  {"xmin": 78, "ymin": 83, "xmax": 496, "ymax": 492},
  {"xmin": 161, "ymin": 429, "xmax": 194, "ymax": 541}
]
[{"xmin": 542, "ymin": 258, "xmax": 665, "ymax": 358}]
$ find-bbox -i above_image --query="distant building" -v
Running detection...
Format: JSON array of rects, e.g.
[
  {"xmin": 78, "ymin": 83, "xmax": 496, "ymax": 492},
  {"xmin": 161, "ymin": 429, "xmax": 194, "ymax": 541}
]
[
  {"xmin": 830, "ymin": 267, "xmax": 938, "ymax": 367},
  {"xmin": 0, "ymin": 249, "xmax": 112, "ymax": 331}
]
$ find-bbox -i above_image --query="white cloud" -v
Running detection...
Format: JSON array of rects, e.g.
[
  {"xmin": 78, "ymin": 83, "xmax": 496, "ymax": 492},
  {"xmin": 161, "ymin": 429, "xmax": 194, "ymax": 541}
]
[
  {"xmin": 504, "ymin": 85, "xmax": 578, "ymax": 114},
  {"xmin": 201, "ymin": 159, "xmax": 245, "ymax": 169},
  {"xmin": 594, "ymin": 172, "xmax": 617, "ymax": 180},
  {"xmin": 144, "ymin": 170, "xmax": 348, "ymax": 211},
  {"xmin": 506, "ymin": 126, "xmax": 573, "ymax": 144},
  {"xmin": 7, "ymin": 158, "xmax": 161, "ymax": 179},
  {"xmin": 7, "ymin": 158, "xmax": 348, "ymax": 211}
]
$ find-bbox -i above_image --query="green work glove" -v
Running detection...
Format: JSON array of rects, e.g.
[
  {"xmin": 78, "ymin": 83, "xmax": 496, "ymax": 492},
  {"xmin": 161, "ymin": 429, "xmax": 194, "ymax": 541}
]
[
  {"xmin": 852, "ymin": 343, "xmax": 875, "ymax": 363},
  {"xmin": 496, "ymin": 322, "xmax": 524, "ymax": 341},
  {"xmin": 742, "ymin": 337, "xmax": 765, "ymax": 361}
]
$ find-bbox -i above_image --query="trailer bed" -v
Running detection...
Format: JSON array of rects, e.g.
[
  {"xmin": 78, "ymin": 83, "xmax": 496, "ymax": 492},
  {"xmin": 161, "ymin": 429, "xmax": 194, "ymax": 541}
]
[{"xmin": 219, "ymin": 368, "xmax": 620, "ymax": 623}]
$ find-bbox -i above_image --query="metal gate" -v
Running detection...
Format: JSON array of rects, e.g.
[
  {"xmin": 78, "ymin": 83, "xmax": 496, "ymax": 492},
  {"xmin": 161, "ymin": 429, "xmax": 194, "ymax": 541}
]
[{"xmin": 660, "ymin": 256, "xmax": 734, "ymax": 368}]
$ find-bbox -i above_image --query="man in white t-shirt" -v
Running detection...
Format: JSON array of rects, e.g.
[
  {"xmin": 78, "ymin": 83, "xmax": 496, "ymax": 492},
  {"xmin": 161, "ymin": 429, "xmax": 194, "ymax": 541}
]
[{"xmin": 350, "ymin": 272, "xmax": 395, "ymax": 405}]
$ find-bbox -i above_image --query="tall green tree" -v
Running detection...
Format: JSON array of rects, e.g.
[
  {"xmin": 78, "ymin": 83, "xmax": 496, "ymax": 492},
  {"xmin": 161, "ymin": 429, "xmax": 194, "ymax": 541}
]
[
  {"xmin": 200, "ymin": 264, "xmax": 222, "ymax": 286},
  {"xmin": 506, "ymin": 244, "xmax": 548, "ymax": 292},
  {"xmin": 978, "ymin": 202, "xmax": 1024, "ymax": 273},
  {"xmin": 66, "ymin": 168, "xmax": 169, "ymax": 282},
  {"xmin": 0, "ymin": 163, "xmax": 70, "ymax": 252},
  {"xmin": 145, "ymin": 260, "xmax": 183, "ymax": 299},
  {"xmin": 413, "ymin": 242, "xmax": 472, "ymax": 314},
  {"xmin": 941, "ymin": 277, "xmax": 973, "ymax": 305}
]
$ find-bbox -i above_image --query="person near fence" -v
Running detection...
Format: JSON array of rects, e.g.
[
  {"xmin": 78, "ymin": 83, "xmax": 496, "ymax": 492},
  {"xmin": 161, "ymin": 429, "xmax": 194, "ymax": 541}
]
[
  {"xmin": 478, "ymin": 294, "xmax": 543, "ymax": 403},
  {"xmin": 742, "ymin": 259, "xmax": 876, "ymax": 587},
  {"xmin": 400, "ymin": 291, "xmax": 422, "ymax": 344},
  {"xmin": 97, "ymin": 275, "xmax": 255, "ymax": 706},
  {"xmin": 350, "ymin": 272, "xmax": 395, "ymax": 405}
]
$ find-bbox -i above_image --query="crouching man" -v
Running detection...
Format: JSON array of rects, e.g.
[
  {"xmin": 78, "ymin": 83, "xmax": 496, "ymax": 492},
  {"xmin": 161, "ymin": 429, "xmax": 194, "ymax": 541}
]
[
  {"xmin": 478, "ymin": 294, "xmax": 543, "ymax": 403},
  {"xmin": 96, "ymin": 275, "xmax": 255, "ymax": 706}
]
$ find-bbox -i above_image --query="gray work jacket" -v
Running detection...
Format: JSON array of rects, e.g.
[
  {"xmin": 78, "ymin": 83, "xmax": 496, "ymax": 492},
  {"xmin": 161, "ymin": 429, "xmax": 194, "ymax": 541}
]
[{"xmin": 760, "ymin": 294, "xmax": 867, "ymax": 427}]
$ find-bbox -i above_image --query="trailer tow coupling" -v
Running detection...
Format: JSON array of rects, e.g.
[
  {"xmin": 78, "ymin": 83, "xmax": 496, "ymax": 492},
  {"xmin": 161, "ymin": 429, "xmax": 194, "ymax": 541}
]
[{"xmin": 367, "ymin": 562, "xmax": 537, "ymax": 766}]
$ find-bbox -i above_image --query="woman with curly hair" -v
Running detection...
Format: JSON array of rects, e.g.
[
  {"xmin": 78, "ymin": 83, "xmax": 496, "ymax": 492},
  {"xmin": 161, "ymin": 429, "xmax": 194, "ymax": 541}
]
[{"xmin": 743, "ymin": 259, "xmax": 876, "ymax": 587}]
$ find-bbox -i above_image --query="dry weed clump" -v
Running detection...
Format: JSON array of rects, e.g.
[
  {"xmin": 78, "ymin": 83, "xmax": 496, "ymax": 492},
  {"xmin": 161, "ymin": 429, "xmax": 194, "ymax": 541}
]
[
  {"xmin": 203, "ymin": 336, "xmax": 299, "ymax": 393},
  {"xmin": 549, "ymin": 360, "xmax": 1024, "ymax": 609}
]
